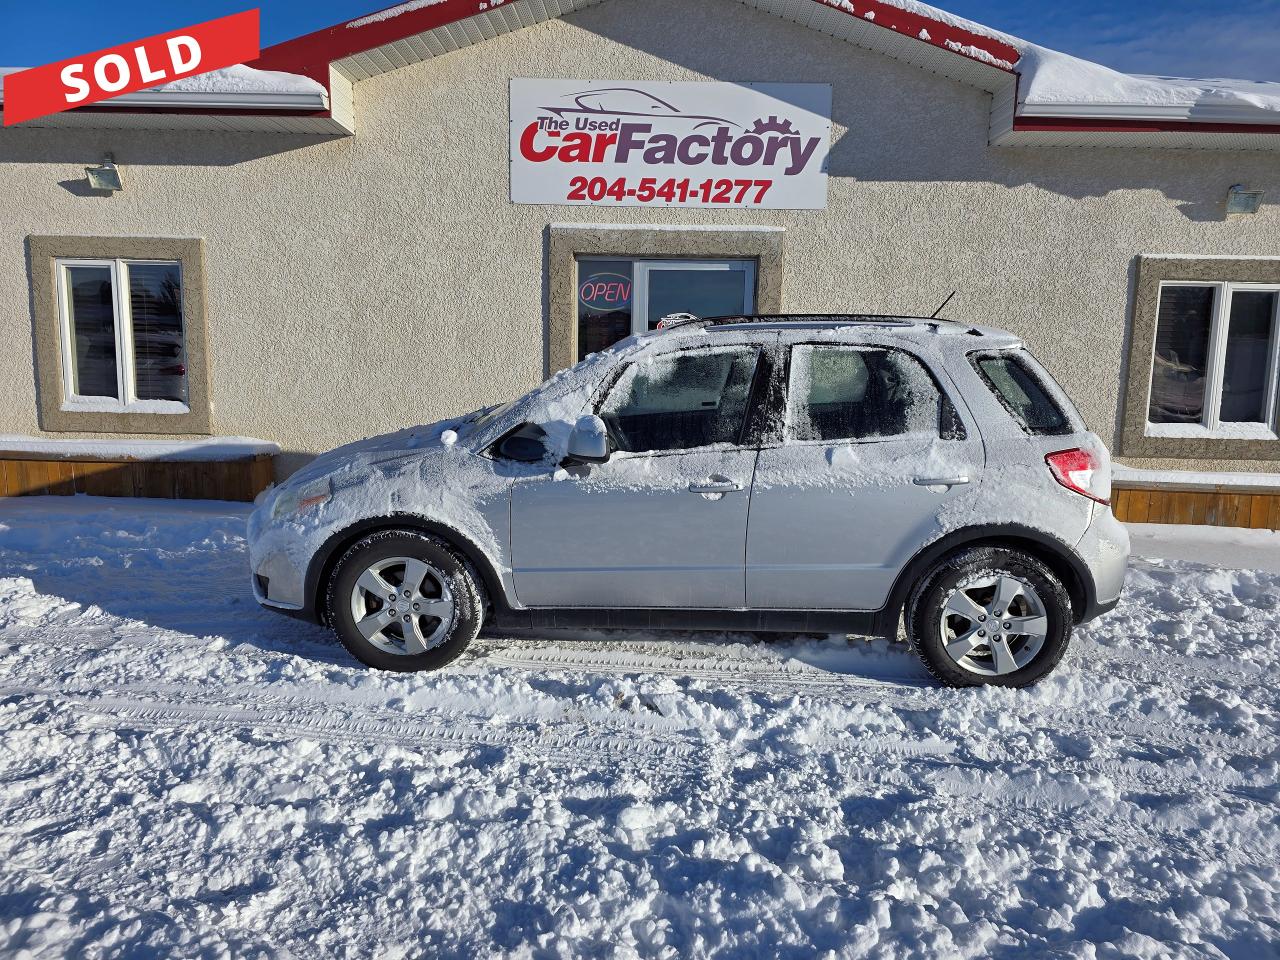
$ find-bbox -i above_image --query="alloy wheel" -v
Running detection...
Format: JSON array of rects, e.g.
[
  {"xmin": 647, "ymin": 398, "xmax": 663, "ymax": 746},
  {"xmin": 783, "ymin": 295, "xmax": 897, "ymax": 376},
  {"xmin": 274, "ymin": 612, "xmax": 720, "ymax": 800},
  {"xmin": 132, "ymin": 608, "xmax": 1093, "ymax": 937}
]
[
  {"xmin": 348, "ymin": 556, "xmax": 456, "ymax": 655},
  {"xmin": 937, "ymin": 572, "xmax": 1049, "ymax": 677}
]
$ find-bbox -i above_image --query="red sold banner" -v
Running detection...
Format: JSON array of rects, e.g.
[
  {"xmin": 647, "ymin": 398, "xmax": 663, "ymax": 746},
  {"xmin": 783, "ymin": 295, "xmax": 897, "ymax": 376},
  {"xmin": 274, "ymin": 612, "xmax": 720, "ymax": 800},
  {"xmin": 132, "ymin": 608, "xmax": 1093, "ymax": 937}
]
[{"xmin": 3, "ymin": 9, "xmax": 260, "ymax": 126}]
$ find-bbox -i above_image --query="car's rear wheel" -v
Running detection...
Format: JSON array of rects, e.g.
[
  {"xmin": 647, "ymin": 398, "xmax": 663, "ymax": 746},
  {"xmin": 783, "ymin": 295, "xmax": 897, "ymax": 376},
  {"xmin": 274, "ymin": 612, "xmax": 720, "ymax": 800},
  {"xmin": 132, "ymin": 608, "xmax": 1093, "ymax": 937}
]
[
  {"xmin": 906, "ymin": 546, "xmax": 1072, "ymax": 687},
  {"xmin": 327, "ymin": 530, "xmax": 483, "ymax": 672}
]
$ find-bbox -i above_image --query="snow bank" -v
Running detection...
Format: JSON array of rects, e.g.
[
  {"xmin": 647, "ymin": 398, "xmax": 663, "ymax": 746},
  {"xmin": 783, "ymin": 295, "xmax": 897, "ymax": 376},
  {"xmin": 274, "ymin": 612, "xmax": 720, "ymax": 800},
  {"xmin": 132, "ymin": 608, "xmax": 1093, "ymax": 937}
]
[
  {"xmin": 0, "ymin": 435, "xmax": 279, "ymax": 462},
  {"xmin": 1125, "ymin": 521, "xmax": 1280, "ymax": 574},
  {"xmin": 1, "ymin": 496, "xmax": 1278, "ymax": 957}
]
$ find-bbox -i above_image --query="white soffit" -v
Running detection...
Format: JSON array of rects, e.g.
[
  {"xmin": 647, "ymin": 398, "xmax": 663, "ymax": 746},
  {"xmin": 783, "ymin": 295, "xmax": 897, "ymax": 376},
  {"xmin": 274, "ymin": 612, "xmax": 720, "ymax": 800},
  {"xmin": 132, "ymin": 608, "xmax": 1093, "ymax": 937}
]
[
  {"xmin": 332, "ymin": 0, "xmax": 607, "ymax": 82},
  {"xmin": 1, "ymin": 110, "xmax": 350, "ymax": 136}
]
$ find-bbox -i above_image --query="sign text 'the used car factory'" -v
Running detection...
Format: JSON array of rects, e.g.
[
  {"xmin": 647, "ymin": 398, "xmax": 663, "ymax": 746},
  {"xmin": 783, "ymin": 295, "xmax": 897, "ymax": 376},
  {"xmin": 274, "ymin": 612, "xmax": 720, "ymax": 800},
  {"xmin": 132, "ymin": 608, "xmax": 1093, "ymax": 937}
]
[{"xmin": 509, "ymin": 79, "xmax": 832, "ymax": 209}]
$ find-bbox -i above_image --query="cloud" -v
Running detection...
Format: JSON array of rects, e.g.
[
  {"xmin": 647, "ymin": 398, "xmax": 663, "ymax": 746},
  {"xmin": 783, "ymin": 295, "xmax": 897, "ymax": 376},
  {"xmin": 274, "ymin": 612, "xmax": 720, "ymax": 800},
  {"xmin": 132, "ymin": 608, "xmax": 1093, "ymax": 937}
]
[
  {"xmin": 1081, "ymin": 11, "xmax": 1280, "ymax": 81},
  {"xmin": 948, "ymin": 1, "xmax": 1280, "ymax": 82}
]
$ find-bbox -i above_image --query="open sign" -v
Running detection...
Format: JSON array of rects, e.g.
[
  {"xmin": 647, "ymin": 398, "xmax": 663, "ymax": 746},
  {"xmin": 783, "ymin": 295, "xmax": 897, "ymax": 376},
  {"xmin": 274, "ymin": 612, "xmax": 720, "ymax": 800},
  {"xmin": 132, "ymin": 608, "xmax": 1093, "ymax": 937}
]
[{"xmin": 578, "ymin": 272, "xmax": 632, "ymax": 311}]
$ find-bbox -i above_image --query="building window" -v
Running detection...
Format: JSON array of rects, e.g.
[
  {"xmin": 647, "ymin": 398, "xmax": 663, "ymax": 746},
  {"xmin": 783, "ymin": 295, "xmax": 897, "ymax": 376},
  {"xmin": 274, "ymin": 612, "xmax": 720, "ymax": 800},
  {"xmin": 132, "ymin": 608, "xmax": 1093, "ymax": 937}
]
[
  {"xmin": 1147, "ymin": 282, "xmax": 1279, "ymax": 440},
  {"xmin": 550, "ymin": 226, "xmax": 784, "ymax": 373},
  {"xmin": 57, "ymin": 259, "xmax": 189, "ymax": 414},
  {"xmin": 576, "ymin": 257, "xmax": 756, "ymax": 361},
  {"xmin": 30, "ymin": 235, "xmax": 209, "ymax": 435}
]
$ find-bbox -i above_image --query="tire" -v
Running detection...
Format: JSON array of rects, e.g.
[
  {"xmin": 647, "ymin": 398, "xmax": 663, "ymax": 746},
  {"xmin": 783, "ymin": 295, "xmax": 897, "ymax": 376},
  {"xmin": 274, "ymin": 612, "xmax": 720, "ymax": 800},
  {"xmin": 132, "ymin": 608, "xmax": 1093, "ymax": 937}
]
[
  {"xmin": 326, "ymin": 529, "xmax": 483, "ymax": 672},
  {"xmin": 906, "ymin": 546, "xmax": 1072, "ymax": 688}
]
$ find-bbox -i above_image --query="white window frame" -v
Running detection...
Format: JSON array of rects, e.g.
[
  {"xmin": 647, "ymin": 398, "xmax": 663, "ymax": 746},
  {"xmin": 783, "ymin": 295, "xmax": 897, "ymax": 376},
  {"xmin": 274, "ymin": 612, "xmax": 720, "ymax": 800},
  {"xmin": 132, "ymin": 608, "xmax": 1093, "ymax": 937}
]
[
  {"xmin": 1146, "ymin": 280, "xmax": 1280, "ymax": 440},
  {"xmin": 55, "ymin": 257, "xmax": 189, "ymax": 415}
]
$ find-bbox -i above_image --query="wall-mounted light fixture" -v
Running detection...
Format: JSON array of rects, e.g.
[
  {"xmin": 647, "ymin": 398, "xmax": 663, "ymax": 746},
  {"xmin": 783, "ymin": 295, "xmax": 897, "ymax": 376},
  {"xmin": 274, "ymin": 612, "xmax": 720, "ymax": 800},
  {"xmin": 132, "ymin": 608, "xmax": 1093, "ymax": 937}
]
[
  {"xmin": 85, "ymin": 155, "xmax": 123, "ymax": 192},
  {"xmin": 1226, "ymin": 184, "xmax": 1264, "ymax": 216}
]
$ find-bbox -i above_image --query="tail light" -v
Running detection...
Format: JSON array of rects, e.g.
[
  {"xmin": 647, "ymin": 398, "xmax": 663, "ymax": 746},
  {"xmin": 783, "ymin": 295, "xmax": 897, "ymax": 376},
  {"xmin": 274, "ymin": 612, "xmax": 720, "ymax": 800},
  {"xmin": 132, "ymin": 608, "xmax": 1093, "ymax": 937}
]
[{"xmin": 1046, "ymin": 448, "xmax": 1109, "ymax": 504}]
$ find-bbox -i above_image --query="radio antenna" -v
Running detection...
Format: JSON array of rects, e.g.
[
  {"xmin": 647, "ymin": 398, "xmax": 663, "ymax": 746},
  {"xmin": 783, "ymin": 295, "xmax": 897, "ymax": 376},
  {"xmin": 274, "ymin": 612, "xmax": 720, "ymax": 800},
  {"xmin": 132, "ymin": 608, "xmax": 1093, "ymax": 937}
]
[{"xmin": 929, "ymin": 291, "xmax": 957, "ymax": 319}]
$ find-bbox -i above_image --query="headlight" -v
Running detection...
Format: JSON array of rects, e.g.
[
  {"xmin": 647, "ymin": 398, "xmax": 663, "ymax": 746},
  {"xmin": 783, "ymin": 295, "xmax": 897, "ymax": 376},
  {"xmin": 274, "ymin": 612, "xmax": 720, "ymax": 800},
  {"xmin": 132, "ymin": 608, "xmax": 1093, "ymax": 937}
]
[{"xmin": 270, "ymin": 478, "xmax": 332, "ymax": 520}]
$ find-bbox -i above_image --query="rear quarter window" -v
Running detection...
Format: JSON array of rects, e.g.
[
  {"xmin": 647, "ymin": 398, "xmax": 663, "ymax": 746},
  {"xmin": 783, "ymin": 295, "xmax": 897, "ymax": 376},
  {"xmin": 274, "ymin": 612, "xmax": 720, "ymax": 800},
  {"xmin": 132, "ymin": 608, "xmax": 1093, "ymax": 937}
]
[{"xmin": 970, "ymin": 350, "xmax": 1072, "ymax": 436}]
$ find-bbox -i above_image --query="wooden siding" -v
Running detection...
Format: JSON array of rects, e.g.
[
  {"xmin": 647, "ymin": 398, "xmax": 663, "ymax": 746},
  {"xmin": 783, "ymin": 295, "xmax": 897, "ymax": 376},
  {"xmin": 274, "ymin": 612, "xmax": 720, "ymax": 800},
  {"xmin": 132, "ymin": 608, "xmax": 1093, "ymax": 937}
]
[
  {"xmin": 0, "ymin": 455, "xmax": 274, "ymax": 502},
  {"xmin": 1112, "ymin": 484, "xmax": 1280, "ymax": 530}
]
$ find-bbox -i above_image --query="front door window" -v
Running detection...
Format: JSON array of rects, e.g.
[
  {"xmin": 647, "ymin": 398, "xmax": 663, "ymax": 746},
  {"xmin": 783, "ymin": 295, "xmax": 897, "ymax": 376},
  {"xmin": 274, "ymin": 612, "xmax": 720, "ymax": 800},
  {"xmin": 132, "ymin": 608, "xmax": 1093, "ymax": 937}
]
[
  {"xmin": 599, "ymin": 346, "xmax": 760, "ymax": 453},
  {"xmin": 577, "ymin": 257, "xmax": 755, "ymax": 360}
]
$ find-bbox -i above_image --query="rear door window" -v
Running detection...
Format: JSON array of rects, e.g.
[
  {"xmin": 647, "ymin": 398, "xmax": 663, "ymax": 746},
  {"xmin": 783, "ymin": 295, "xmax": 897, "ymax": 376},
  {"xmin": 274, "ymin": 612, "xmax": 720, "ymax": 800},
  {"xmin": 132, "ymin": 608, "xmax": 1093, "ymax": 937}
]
[
  {"xmin": 785, "ymin": 345, "xmax": 946, "ymax": 442},
  {"xmin": 599, "ymin": 346, "xmax": 760, "ymax": 453},
  {"xmin": 971, "ymin": 350, "xmax": 1071, "ymax": 436}
]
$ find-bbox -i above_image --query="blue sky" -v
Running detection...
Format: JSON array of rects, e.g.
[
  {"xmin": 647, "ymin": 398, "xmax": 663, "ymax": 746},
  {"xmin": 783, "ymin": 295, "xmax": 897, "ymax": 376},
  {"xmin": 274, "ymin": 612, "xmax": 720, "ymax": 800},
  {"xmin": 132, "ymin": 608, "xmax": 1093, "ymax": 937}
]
[{"xmin": 3, "ymin": 0, "xmax": 1278, "ymax": 81}]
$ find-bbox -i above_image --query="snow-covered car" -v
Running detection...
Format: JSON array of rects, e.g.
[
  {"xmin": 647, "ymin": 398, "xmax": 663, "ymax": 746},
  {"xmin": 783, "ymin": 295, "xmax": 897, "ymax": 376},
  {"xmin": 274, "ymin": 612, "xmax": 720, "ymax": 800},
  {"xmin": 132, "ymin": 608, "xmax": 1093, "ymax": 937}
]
[{"xmin": 248, "ymin": 315, "xmax": 1129, "ymax": 687}]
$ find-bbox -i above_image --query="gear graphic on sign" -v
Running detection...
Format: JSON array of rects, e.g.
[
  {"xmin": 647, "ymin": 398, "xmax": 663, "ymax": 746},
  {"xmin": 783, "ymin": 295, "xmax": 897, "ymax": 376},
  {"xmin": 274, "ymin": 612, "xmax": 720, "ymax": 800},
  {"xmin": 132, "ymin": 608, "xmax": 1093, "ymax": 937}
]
[{"xmin": 747, "ymin": 115, "xmax": 799, "ymax": 135}]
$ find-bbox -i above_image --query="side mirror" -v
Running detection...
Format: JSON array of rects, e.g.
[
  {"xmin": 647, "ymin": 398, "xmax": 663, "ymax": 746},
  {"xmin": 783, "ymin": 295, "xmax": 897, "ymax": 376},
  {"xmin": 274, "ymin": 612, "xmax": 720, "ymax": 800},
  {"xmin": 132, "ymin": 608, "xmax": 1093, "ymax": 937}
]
[{"xmin": 564, "ymin": 414, "xmax": 610, "ymax": 464}]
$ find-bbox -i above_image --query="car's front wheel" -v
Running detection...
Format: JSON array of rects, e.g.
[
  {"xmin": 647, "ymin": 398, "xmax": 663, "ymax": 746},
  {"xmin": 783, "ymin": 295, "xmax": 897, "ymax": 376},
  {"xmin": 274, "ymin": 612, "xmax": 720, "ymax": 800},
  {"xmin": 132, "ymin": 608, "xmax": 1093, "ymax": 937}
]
[
  {"xmin": 906, "ymin": 546, "xmax": 1072, "ymax": 687},
  {"xmin": 326, "ymin": 530, "xmax": 483, "ymax": 672}
]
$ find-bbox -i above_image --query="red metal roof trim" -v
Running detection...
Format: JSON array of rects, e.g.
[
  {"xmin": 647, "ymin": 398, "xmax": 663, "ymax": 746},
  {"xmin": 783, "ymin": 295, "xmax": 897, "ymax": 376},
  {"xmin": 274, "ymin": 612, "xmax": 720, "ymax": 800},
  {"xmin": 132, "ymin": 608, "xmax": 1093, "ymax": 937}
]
[
  {"xmin": 250, "ymin": 0, "xmax": 1021, "ymax": 85},
  {"xmin": 248, "ymin": 0, "xmax": 1280, "ymax": 139},
  {"xmin": 1013, "ymin": 116, "xmax": 1280, "ymax": 136},
  {"xmin": 252, "ymin": 0, "xmax": 495, "ymax": 84},
  {"xmin": 817, "ymin": 1, "xmax": 1019, "ymax": 73}
]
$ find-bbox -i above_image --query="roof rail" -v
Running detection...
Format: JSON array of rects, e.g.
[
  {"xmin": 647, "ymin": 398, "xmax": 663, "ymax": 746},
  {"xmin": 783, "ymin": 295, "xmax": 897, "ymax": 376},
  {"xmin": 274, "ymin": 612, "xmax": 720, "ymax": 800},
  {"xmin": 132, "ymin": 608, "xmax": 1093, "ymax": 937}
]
[
  {"xmin": 680, "ymin": 313, "xmax": 927, "ymax": 329},
  {"xmin": 655, "ymin": 313, "xmax": 996, "ymax": 337}
]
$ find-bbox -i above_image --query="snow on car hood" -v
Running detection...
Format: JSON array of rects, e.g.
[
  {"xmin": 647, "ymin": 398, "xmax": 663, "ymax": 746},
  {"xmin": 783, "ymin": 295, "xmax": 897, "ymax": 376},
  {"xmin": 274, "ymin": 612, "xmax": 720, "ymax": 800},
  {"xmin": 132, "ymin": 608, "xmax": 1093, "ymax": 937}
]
[{"xmin": 280, "ymin": 412, "xmax": 482, "ymax": 492}]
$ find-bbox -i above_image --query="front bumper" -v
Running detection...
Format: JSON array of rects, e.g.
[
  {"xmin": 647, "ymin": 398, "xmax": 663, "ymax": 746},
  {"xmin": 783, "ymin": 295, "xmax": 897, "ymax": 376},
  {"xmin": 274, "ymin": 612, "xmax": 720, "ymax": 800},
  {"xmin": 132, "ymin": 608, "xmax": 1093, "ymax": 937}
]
[
  {"xmin": 251, "ymin": 548, "xmax": 307, "ymax": 611},
  {"xmin": 248, "ymin": 497, "xmax": 318, "ymax": 616}
]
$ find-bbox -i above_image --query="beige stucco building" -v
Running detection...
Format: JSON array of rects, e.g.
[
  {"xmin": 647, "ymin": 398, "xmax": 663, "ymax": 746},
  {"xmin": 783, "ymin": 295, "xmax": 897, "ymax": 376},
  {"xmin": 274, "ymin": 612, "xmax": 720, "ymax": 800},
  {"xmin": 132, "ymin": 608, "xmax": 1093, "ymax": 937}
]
[{"xmin": 2, "ymin": 0, "xmax": 1279, "ymax": 522}]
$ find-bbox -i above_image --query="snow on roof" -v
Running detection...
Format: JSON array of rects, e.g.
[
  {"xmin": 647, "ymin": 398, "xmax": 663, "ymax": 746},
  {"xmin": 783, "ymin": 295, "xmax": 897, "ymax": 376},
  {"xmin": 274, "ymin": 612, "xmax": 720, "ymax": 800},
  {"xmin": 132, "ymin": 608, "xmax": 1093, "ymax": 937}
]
[
  {"xmin": 0, "ymin": 435, "xmax": 280, "ymax": 462},
  {"xmin": 5, "ymin": 0, "xmax": 1278, "ymax": 134},
  {"xmin": 346, "ymin": 0, "xmax": 450, "ymax": 29},
  {"xmin": 866, "ymin": 0, "xmax": 1280, "ymax": 120},
  {"xmin": 0, "ymin": 63, "xmax": 324, "ymax": 105},
  {"xmin": 152, "ymin": 64, "xmax": 326, "ymax": 97}
]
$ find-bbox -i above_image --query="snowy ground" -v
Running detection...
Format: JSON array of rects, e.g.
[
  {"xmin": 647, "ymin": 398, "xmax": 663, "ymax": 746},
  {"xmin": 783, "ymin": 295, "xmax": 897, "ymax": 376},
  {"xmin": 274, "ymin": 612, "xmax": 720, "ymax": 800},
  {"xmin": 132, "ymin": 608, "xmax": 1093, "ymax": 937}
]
[{"xmin": 0, "ymin": 498, "xmax": 1277, "ymax": 959}]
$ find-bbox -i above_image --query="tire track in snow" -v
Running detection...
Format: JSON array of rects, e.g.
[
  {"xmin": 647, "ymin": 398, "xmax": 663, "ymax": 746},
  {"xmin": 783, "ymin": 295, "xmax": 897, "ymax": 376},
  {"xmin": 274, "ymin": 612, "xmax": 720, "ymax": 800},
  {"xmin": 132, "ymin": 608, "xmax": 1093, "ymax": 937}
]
[
  {"xmin": 7, "ymin": 679, "xmax": 1269, "ymax": 818},
  {"xmin": 469, "ymin": 640, "xmax": 1279, "ymax": 759}
]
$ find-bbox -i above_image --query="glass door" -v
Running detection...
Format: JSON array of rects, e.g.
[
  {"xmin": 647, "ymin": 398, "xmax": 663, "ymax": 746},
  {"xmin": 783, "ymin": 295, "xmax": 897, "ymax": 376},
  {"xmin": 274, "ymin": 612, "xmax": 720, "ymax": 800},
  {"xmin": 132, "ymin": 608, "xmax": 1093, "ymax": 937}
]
[
  {"xmin": 576, "ymin": 257, "xmax": 756, "ymax": 361},
  {"xmin": 635, "ymin": 260, "xmax": 756, "ymax": 332}
]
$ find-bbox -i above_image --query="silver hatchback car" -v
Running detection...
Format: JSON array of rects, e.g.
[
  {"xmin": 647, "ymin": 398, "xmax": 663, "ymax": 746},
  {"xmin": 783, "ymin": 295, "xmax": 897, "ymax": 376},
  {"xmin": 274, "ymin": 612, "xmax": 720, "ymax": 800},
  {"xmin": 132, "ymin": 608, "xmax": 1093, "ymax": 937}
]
[{"xmin": 249, "ymin": 315, "xmax": 1128, "ymax": 687}]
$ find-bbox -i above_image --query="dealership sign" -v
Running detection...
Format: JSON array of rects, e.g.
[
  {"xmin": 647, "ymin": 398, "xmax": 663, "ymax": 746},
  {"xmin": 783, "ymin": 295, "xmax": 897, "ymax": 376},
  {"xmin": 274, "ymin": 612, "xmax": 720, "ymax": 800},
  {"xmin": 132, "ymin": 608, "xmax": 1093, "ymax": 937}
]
[{"xmin": 510, "ymin": 79, "xmax": 831, "ymax": 209}]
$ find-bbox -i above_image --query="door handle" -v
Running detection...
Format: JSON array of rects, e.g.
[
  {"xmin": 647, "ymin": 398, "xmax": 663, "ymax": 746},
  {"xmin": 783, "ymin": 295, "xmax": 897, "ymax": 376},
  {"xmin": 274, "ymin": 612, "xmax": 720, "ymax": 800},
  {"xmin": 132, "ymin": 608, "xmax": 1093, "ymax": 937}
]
[
  {"xmin": 913, "ymin": 476, "xmax": 970, "ymax": 487},
  {"xmin": 689, "ymin": 476, "xmax": 743, "ymax": 494}
]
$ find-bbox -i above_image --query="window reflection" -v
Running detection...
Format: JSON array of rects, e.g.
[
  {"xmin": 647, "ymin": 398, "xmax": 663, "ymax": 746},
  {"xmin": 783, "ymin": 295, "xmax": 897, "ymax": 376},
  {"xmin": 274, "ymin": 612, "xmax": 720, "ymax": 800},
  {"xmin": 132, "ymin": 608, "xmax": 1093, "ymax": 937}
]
[
  {"xmin": 1148, "ymin": 286, "xmax": 1213, "ymax": 424},
  {"xmin": 1220, "ymin": 291, "xmax": 1276, "ymax": 423},
  {"xmin": 66, "ymin": 266, "xmax": 119, "ymax": 399},
  {"xmin": 129, "ymin": 263, "xmax": 188, "ymax": 403}
]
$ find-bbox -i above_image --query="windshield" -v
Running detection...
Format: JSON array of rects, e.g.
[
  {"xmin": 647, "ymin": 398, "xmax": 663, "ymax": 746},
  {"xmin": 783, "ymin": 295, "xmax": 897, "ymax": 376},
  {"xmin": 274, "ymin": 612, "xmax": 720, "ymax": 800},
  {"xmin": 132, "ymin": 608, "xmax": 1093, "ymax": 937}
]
[{"xmin": 469, "ymin": 400, "xmax": 517, "ymax": 433}]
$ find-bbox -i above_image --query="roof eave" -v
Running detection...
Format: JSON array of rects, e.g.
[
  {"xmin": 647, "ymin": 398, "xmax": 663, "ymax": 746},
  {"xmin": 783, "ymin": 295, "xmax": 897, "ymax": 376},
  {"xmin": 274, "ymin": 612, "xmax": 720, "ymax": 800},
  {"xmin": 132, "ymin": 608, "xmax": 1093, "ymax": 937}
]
[
  {"xmin": 0, "ymin": 92, "xmax": 329, "ymax": 112},
  {"xmin": 1019, "ymin": 101, "xmax": 1280, "ymax": 126}
]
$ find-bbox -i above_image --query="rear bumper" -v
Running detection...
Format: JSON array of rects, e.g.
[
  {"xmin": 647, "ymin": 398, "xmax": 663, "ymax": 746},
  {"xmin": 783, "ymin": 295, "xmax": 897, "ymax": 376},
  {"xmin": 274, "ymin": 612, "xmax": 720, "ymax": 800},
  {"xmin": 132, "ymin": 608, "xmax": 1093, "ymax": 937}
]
[
  {"xmin": 1081, "ymin": 592, "xmax": 1121, "ymax": 623},
  {"xmin": 1075, "ymin": 504, "xmax": 1130, "ymax": 623}
]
